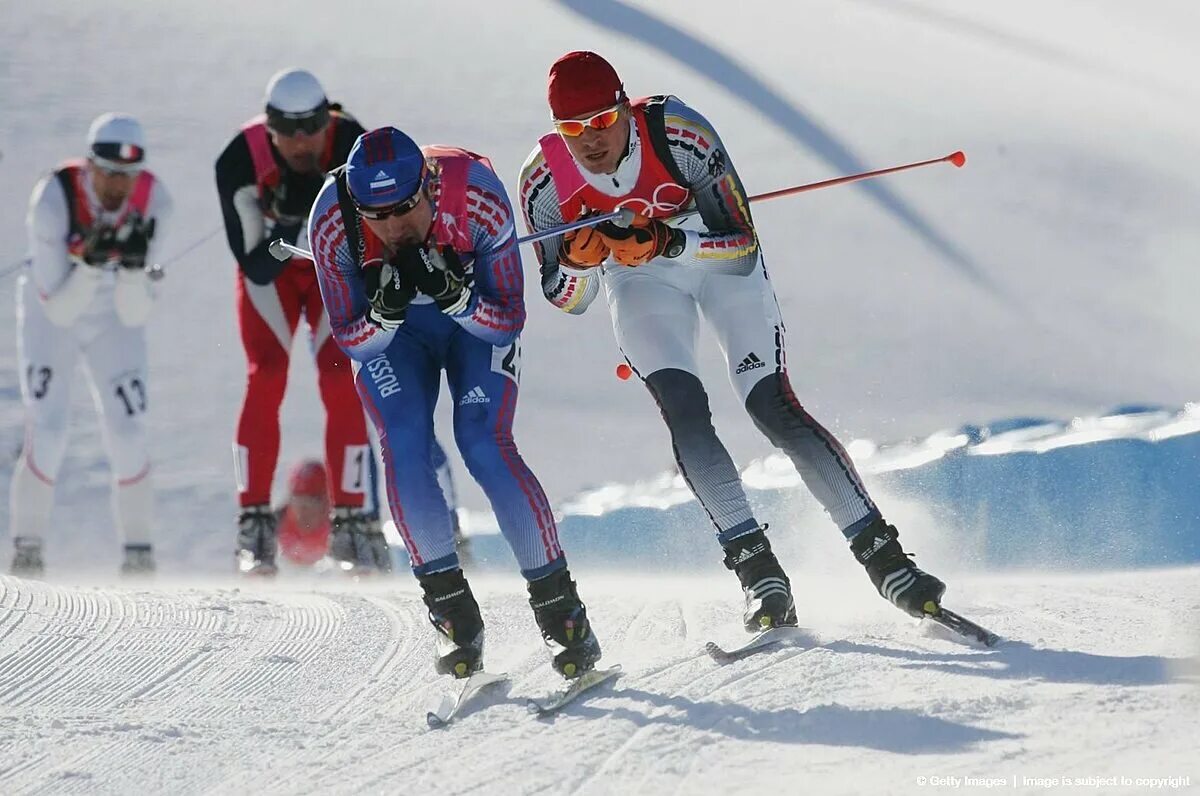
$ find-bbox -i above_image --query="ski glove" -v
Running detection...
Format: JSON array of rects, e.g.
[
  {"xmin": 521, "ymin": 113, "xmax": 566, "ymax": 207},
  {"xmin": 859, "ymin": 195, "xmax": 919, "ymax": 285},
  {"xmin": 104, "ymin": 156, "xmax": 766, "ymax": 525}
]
[
  {"xmin": 112, "ymin": 215, "xmax": 155, "ymax": 270},
  {"xmin": 596, "ymin": 214, "xmax": 685, "ymax": 266},
  {"xmin": 76, "ymin": 224, "xmax": 120, "ymax": 267},
  {"xmin": 363, "ymin": 261, "xmax": 416, "ymax": 330},
  {"xmin": 391, "ymin": 244, "xmax": 473, "ymax": 315},
  {"xmin": 558, "ymin": 225, "xmax": 610, "ymax": 271}
]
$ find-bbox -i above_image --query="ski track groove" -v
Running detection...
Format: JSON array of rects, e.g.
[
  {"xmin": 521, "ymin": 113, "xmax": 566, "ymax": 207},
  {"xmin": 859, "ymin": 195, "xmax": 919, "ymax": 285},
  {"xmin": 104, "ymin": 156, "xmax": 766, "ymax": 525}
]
[
  {"xmin": 0, "ymin": 578, "xmax": 36, "ymax": 644},
  {"xmin": 0, "ymin": 587, "xmax": 127, "ymax": 708},
  {"xmin": 225, "ymin": 591, "xmax": 431, "ymax": 796}
]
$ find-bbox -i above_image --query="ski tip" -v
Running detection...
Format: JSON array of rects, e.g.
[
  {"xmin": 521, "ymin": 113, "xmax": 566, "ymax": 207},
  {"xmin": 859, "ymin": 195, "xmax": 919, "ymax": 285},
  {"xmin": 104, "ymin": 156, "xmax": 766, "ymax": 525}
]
[{"xmin": 426, "ymin": 712, "xmax": 447, "ymax": 729}]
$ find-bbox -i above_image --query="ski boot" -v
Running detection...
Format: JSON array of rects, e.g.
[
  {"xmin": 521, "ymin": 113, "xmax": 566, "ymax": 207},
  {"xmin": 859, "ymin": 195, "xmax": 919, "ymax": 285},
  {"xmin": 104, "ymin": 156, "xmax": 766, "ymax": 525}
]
[
  {"xmin": 722, "ymin": 526, "xmax": 797, "ymax": 632},
  {"xmin": 527, "ymin": 566, "xmax": 602, "ymax": 679},
  {"xmin": 120, "ymin": 543, "xmax": 156, "ymax": 577},
  {"xmin": 418, "ymin": 568, "xmax": 485, "ymax": 678},
  {"xmin": 236, "ymin": 505, "xmax": 278, "ymax": 576},
  {"xmin": 850, "ymin": 517, "xmax": 946, "ymax": 618},
  {"xmin": 9, "ymin": 536, "xmax": 45, "ymax": 578},
  {"xmin": 329, "ymin": 507, "xmax": 391, "ymax": 573}
]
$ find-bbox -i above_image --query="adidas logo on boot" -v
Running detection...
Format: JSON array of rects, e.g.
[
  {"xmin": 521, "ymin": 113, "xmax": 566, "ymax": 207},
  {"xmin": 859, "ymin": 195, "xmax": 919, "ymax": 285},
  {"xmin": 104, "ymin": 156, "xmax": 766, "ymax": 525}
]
[
  {"xmin": 849, "ymin": 519, "xmax": 946, "ymax": 618},
  {"xmin": 722, "ymin": 528, "xmax": 798, "ymax": 631}
]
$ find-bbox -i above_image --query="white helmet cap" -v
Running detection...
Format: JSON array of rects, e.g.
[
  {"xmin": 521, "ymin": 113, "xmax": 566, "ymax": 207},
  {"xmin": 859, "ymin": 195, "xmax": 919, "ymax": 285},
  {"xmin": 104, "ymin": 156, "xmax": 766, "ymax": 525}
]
[
  {"xmin": 264, "ymin": 68, "xmax": 327, "ymax": 114},
  {"xmin": 87, "ymin": 112, "xmax": 146, "ymax": 170}
]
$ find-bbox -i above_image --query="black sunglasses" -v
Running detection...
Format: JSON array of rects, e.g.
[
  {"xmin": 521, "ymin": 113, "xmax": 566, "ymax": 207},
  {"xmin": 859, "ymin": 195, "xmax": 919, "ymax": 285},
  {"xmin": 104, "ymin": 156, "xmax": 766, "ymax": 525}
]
[
  {"xmin": 91, "ymin": 141, "xmax": 144, "ymax": 165},
  {"xmin": 354, "ymin": 190, "xmax": 424, "ymax": 221},
  {"xmin": 266, "ymin": 102, "xmax": 331, "ymax": 137}
]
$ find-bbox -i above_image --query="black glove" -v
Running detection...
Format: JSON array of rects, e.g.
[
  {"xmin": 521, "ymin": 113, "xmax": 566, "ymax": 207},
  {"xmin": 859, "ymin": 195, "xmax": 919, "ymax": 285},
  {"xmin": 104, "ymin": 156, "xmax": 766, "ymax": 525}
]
[
  {"xmin": 391, "ymin": 244, "xmax": 473, "ymax": 315},
  {"xmin": 112, "ymin": 215, "xmax": 155, "ymax": 270},
  {"xmin": 363, "ymin": 262, "xmax": 416, "ymax": 330},
  {"xmin": 270, "ymin": 220, "xmax": 304, "ymax": 247},
  {"xmin": 78, "ymin": 224, "xmax": 119, "ymax": 267},
  {"xmin": 271, "ymin": 173, "xmax": 323, "ymax": 225}
]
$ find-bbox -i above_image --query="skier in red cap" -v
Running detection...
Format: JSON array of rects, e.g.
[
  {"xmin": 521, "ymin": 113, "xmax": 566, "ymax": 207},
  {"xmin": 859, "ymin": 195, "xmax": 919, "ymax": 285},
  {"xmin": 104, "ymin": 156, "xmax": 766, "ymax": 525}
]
[{"xmin": 518, "ymin": 50, "xmax": 949, "ymax": 632}]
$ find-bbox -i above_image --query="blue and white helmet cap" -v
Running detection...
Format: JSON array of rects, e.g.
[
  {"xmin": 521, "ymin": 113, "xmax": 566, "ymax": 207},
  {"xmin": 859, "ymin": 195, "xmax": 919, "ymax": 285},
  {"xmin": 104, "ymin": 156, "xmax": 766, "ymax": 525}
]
[
  {"xmin": 87, "ymin": 113, "xmax": 146, "ymax": 172},
  {"xmin": 345, "ymin": 127, "xmax": 427, "ymax": 209}
]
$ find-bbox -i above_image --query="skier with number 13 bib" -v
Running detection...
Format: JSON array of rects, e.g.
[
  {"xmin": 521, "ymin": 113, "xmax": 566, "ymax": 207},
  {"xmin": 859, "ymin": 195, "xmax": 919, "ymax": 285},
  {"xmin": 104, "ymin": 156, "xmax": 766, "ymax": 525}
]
[
  {"xmin": 519, "ymin": 51, "xmax": 950, "ymax": 634},
  {"xmin": 309, "ymin": 127, "xmax": 602, "ymax": 680}
]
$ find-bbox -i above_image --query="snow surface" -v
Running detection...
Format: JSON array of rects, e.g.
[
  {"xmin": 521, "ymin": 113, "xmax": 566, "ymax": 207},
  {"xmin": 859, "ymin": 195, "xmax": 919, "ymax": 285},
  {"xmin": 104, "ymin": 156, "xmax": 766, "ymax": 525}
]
[{"xmin": 0, "ymin": 569, "xmax": 1196, "ymax": 794}]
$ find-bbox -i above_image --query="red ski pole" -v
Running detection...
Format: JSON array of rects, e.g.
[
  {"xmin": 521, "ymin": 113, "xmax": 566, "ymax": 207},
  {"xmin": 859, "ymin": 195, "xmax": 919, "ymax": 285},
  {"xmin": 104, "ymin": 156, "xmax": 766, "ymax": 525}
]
[{"xmin": 673, "ymin": 150, "xmax": 966, "ymax": 221}]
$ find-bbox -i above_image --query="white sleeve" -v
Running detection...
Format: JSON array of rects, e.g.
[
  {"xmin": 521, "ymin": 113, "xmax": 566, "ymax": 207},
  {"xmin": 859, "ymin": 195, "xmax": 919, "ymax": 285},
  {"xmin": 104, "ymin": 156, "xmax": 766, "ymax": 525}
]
[
  {"xmin": 114, "ymin": 178, "xmax": 173, "ymax": 327},
  {"xmin": 233, "ymin": 184, "xmax": 265, "ymax": 250},
  {"xmin": 28, "ymin": 176, "xmax": 102, "ymax": 327}
]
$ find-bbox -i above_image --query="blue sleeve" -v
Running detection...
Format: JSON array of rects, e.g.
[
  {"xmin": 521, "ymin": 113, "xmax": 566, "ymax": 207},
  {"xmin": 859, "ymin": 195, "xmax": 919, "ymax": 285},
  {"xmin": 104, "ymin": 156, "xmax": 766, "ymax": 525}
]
[
  {"xmin": 308, "ymin": 178, "xmax": 396, "ymax": 361},
  {"xmin": 446, "ymin": 161, "xmax": 525, "ymax": 347}
]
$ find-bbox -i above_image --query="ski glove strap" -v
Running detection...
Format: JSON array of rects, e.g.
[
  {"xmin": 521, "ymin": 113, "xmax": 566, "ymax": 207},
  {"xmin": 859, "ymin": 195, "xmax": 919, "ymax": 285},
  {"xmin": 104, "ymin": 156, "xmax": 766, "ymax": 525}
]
[
  {"xmin": 364, "ymin": 261, "xmax": 415, "ymax": 330},
  {"xmin": 392, "ymin": 244, "xmax": 474, "ymax": 315},
  {"xmin": 558, "ymin": 225, "xmax": 610, "ymax": 270}
]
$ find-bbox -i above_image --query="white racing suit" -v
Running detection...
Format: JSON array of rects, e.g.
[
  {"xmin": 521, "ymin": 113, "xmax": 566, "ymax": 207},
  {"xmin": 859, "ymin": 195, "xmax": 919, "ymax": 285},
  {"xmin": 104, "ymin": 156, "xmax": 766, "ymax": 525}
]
[
  {"xmin": 518, "ymin": 95, "xmax": 881, "ymax": 545},
  {"xmin": 11, "ymin": 162, "xmax": 172, "ymax": 556}
]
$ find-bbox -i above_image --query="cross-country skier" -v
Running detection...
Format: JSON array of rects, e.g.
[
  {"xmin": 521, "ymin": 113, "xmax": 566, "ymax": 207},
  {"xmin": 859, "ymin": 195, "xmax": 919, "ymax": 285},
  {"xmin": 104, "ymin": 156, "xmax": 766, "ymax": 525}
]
[
  {"xmin": 9, "ymin": 113, "xmax": 171, "ymax": 577},
  {"xmin": 518, "ymin": 51, "xmax": 948, "ymax": 631},
  {"xmin": 216, "ymin": 68, "xmax": 385, "ymax": 575},
  {"xmin": 308, "ymin": 126, "xmax": 601, "ymax": 679}
]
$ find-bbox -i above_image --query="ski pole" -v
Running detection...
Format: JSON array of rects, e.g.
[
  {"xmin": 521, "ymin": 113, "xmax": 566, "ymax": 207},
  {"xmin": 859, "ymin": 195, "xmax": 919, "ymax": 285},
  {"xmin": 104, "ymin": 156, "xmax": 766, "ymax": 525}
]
[
  {"xmin": 674, "ymin": 150, "xmax": 966, "ymax": 221},
  {"xmin": 271, "ymin": 150, "xmax": 966, "ymax": 262},
  {"xmin": 1, "ymin": 225, "xmax": 223, "ymax": 281},
  {"xmin": 271, "ymin": 208, "xmax": 640, "ymax": 262}
]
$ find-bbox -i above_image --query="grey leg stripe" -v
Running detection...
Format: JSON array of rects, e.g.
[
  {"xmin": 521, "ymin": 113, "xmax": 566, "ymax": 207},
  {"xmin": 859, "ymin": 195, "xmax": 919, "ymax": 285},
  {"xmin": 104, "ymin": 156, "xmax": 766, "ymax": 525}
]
[
  {"xmin": 643, "ymin": 368, "xmax": 756, "ymax": 536},
  {"xmin": 745, "ymin": 372, "xmax": 879, "ymax": 533}
]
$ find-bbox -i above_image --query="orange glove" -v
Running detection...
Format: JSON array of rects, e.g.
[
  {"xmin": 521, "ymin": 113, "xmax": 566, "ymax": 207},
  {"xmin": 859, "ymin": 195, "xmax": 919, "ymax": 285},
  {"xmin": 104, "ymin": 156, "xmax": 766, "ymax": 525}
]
[
  {"xmin": 596, "ymin": 215, "xmax": 684, "ymax": 266},
  {"xmin": 558, "ymin": 226, "xmax": 610, "ymax": 270}
]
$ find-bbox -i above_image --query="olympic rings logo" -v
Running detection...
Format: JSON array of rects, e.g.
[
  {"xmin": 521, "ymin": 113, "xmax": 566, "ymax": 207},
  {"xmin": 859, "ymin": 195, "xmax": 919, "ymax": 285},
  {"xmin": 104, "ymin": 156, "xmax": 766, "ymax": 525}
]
[{"xmin": 614, "ymin": 181, "xmax": 690, "ymax": 218}]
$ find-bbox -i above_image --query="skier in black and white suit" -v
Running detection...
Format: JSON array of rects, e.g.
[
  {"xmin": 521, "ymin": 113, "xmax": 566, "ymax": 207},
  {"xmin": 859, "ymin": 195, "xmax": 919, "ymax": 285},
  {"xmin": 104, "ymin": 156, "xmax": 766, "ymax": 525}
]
[
  {"xmin": 8, "ymin": 113, "xmax": 172, "ymax": 577},
  {"xmin": 519, "ymin": 51, "xmax": 948, "ymax": 630}
]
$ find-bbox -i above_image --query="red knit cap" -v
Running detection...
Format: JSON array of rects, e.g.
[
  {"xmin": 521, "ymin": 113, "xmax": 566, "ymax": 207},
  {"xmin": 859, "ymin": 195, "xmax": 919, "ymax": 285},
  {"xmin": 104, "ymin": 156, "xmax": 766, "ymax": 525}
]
[
  {"xmin": 548, "ymin": 51, "xmax": 627, "ymax": 120},
  {"xmin": 287, "ymin": 459, "xmax": 328, "ymax": 499}
]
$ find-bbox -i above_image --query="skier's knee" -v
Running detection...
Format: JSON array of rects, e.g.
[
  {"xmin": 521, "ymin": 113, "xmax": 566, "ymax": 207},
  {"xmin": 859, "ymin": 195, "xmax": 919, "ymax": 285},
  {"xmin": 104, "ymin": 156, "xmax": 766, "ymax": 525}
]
[
  {"xmin": 245, "ymin": 355, "xmax": 288, "ymax": 398},
  {"xmin": 745, "ymin": 372, "xmax": 797, "ymax": 442},
  {"xmin": 453, "ymin": 421, "xmax": 510, "ymax": 478},
  {"xmin": 644, "ymin": 368, "xmax": 714, "ymax": 432},
  {"xmin": 22, "ymin": 424, "xmax": 69, "ymax": 481},
  {"xmin": 107, "ymin": 427, "xmax": 149, "ymax": 481}
]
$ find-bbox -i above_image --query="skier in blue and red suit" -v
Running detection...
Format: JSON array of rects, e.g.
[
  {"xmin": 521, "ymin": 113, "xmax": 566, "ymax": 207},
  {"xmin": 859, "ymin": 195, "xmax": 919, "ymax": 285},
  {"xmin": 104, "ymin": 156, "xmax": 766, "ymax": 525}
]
[{"xmin": 308, "ymin": 126, "xmax": 601, "ymax": 680}]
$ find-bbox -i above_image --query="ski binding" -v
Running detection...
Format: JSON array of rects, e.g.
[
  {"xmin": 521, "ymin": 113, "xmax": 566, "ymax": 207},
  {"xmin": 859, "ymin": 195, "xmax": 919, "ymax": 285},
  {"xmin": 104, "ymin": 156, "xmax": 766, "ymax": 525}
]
[
  {"xmin": 527, "ymin": 665, "xmax": 622, "ymax": 716},
  {"xmin": 426, "ymin": 670, "xmax": 509, "ymax": 728}
]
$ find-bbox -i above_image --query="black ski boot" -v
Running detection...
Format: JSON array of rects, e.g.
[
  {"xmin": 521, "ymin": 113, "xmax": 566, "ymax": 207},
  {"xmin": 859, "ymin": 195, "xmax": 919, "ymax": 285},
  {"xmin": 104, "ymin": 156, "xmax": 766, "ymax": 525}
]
[
  {"xmin": 329, "ymin": 508, "xmax": 392, "ymax": 573},
  {"xmin": 527, "ymin": 567, "xmax": 601, "ymax": 679},
  {"xmin": 722, "ymin": 527, "xmax": 797, "ymax": 632},
  {"xmin": 10, "ymin": 537, "xmax": 44, "ymax": 578},
  {"xmin": 850, "ymin": 518, "xmax": 946, "ymax": 618},
  {"xmin": 236, "ymin": 505, "xmax": 278, "ymax": 576},
  {"xmin": 418, "ymin": 568, "xmax": 485, "ymax": 678},
  {"xmin": 120, "ymin": 544, "xmax": 156, "ymax": 577}
]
